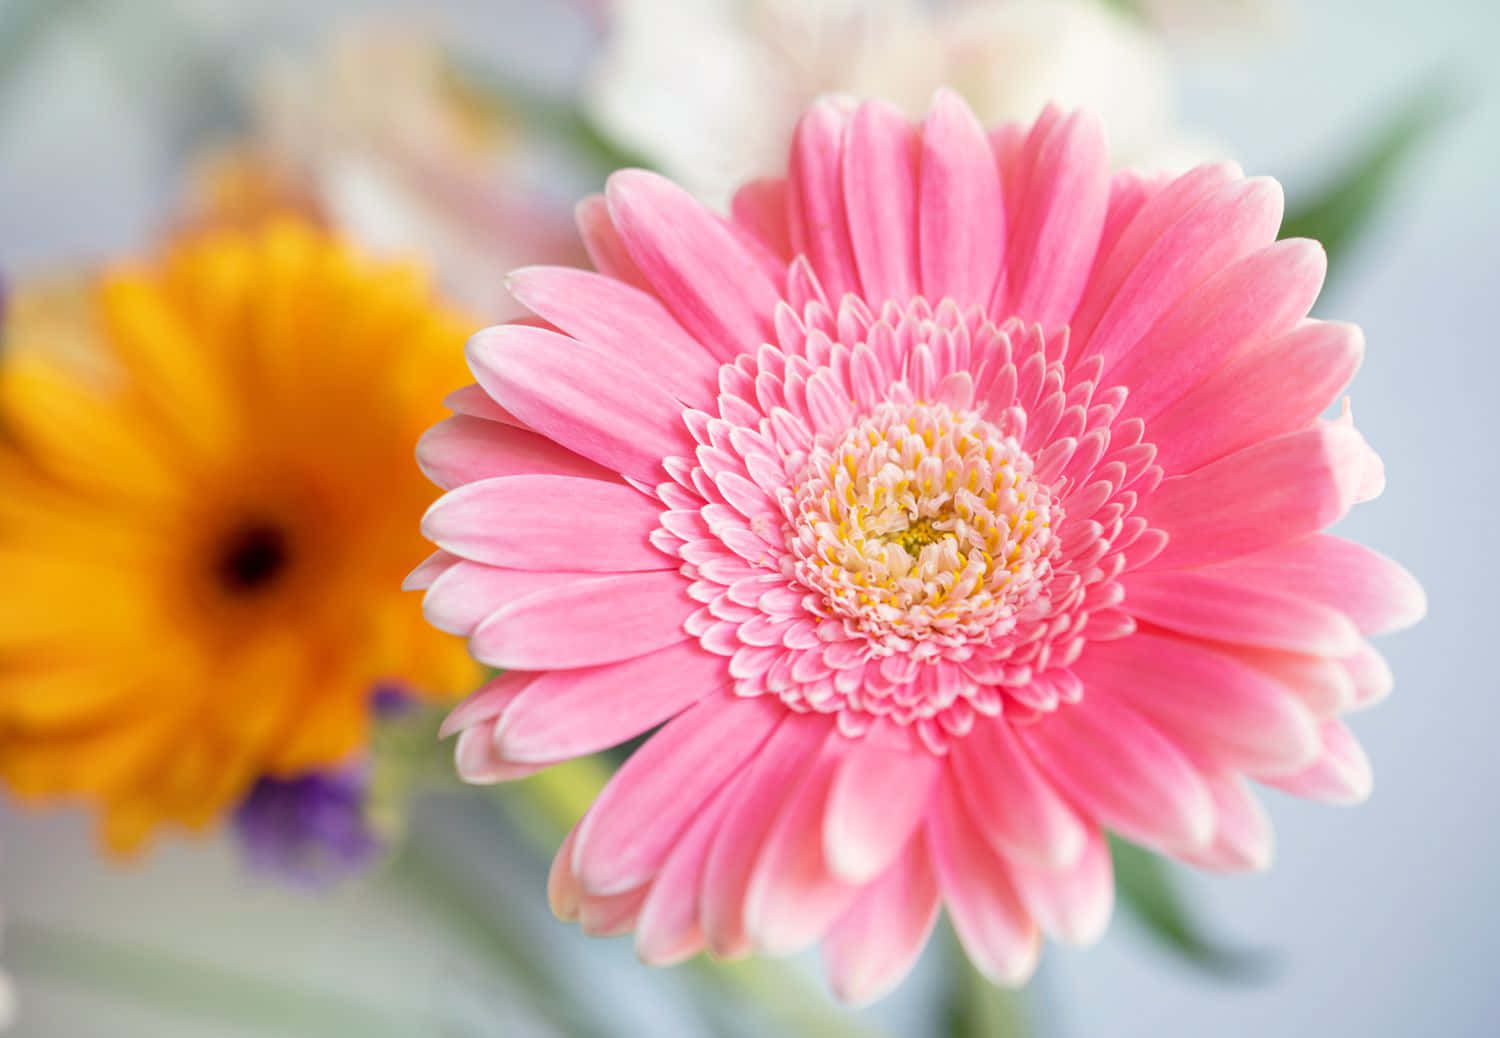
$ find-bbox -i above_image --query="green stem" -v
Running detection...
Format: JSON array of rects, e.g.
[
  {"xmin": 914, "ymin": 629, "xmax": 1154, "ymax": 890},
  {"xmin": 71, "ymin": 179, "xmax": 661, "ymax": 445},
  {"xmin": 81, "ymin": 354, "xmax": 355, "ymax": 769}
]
[
  {"xmin": 687, "ymin": 955, "xmax": 887, "ymax": 1038},
  {"xmin": 7, "ymin": 919, "xmax": 420, "ymax": 1037},
  {"xmin": 443, "ymin": 55, "xmax": 657, "ymax": 180},
  {"xmin": 1109, "ymin": 835, "xmax": 1273, "ymax": 980},
  {"xmin": 941, "ymin": 924, "xmax": 1032, "ymax": 1038}
]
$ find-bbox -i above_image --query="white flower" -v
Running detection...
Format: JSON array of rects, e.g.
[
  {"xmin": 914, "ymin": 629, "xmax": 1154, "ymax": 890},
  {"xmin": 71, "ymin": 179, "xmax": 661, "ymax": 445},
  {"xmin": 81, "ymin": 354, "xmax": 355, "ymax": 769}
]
[
  {"xmin": 586, "ymin": 0, "xmax": 1217, "ymax": 209},
  {"xmin": 247, "ymin": 26, "xmax": 582, "ymax": 318},
  {"xmin": 1135, "ymin": 0, "xmax": 1286, "ymax": 40}
]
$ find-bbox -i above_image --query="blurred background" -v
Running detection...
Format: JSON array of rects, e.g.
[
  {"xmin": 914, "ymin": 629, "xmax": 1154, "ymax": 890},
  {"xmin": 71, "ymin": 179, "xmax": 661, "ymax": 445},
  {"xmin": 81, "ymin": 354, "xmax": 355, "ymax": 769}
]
[{"xmin": 0, "ymin": 0, "xmax": 1495, "ymax": 1035}]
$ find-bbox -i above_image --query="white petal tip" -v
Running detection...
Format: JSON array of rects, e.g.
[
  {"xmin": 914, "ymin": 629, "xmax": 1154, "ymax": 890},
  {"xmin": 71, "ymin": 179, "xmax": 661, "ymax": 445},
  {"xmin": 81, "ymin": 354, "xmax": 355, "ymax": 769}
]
[
  {"xmin": 824, "ymin": 839, "xmax": 884, "ymax": 887},
  {"xmin": 828, "ymin": 972, "xmax": 901, "ymax": 1009},
  {"xmin": 635, "ymin": 931, "xmax": 704, "ymax": 967},
  {"xmin": 967, "ymin": 941, "xmax": 1042, "ymax": 991},
  {"xmin": 435, "ymin": 712, "xmax": 469, "ymax": 741}
]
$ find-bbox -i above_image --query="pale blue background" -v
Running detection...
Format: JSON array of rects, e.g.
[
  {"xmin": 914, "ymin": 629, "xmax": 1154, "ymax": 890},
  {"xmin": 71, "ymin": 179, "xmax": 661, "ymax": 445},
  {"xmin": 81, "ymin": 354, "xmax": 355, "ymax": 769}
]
[{"xmin": 0, "ymin": 0, "xmax": 1495, "ymax": 1034}]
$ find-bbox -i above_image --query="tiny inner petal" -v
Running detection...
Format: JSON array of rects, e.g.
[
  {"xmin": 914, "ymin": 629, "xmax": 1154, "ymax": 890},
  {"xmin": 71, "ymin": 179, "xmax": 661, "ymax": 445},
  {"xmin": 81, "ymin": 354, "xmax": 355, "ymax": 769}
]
[
  {"xmin": 784, "ymin": 401, "xmax": 1061, "ymax": 651},
  {"xmin": 659, "ymin": 296, "xmax": 1156, "ymax": 745}
]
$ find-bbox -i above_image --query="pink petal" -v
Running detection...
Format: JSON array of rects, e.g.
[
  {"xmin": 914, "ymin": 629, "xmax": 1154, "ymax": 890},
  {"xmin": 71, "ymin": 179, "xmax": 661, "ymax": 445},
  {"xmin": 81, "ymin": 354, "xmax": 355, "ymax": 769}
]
[
  {"xmin": 823, "ymin": 837, "xmax": 941, "ymax": 1006},
  {"xmin": 918, "ymin": 90, "xmax": 1004, "ymax": 305},
  {"xmin": 730, "ymin": 177, "xmax": 792, "ymax": 260},
  {"xmin": 1335, "ymin": 401, "xmax": 1386, "ymax": 503},
  {"xmin": 823, "ymin": 732, "xmax": 940, "ymax": 884},
  {"xmin": 1149, "ymin": 320, "xmax": 1364, "ymax": 475},
  {"xmin": 507, "ymin": 266, "xmax": 719, "ymax": 404},
  {"xmin": 439, "ymin": 670, "xmax": 535, "ymax": 740},
  {"xmin": 495, "ymin": 641, "xmax": 730, "ymax": 762},
  {"xmin": 417, "ymin": 415, "xmax": 619, "ymax": 490},
  {"xmin": 445, "ymin": 383, "xmax": 522, "ymax": 425},
  {"xmin": 403, "ymin": 549, "xmax": 459, "ymax": 591},
  {"xmin": 578, "ymin": 886, "xmax": 649, "ymax": 937},
  {"xmin": 549, "ymin": 824, "xmax": 584, "ymax": 920},
  {"xmin": 469, "ymin": 570, "xmax": 693, "ymax": 670},
  {"xmin": 1108, "ymin": 238, "xmax": 1326, "ymax": 423},
  {"xmin": 1021, "ymin": 694, "xmax": 1214, "ymax": 854},
  {"xmin": 1003, "ymin": 110, "xmax": 1110, "ymax": 327},
  {"xmin": 1075, "ymin": 169, "xmax": 1282, "ymax": 368},
  {"xmin": 1258, "ymin": 719, "xmax": 1373, "ymax": 804},
  {"xmin": 1343, "ymin": 642, "xmax": 1394, "ymax": 709},
  {"xmin": 468, "ymin": 324, "xmax": 691, "ymax": 484},
  {"xmin": 606, "ymin": 169, "xmax": 781, "ymax": 362},
  {"xmin": 843, "ymin": 99, "xmax": 918, "ymax": 306},
  {"xmin": 1075, "ymin": 631, "xmax": 1321, "ymax": 776},
  {"xmin": 988, "ymin": 118, "xmax": 1028, "ymax": 206},
  {"xmin": 1122, "ymin": 570, "xmax": 1362, "ymax": 657},
  {"xmin": 575, "ymin": 193, "xmax": 650, "ymax": 292},
  {"xmin": 743, "ymin": 730, "xmax": 861, "ymax": 955},
  {"xmin": 949, "ymin": 717, "xmax": 1088, "ymax": 868},
  {"xmin": 572, "ymin": 694, "xmax": 784, "ymax": 895},
  {"xmin": 634, "ymin": 774, "xmax": 742, "ymax": 965},
  {"xmin": 1178, "ymin": 769, "xmax": 1274, "ymax": 872},
  {"xmin": 722, "ymin": 208, "xmax": 790, "ymax": 286},
  {"xmin": 453, "ymin": 725, "xmax": 553, "ymax": 784},
  {"xmin": 1073, "ymin": 160, "xmax": 1244, "ymax": 336},
  {"xmin": 424, "ymin": 561, "xmax": 594, "ymax": 636},
  {"xmin": 788, "ymin": 99, "xmax": 860, "ymax": 301},
  {"xmin": 1005, "ymin": 826, "xmax": 1114, "ymax": 945},
  {"xmin": 1220, "ymin": 646, "xmax": 1357, "ymax": 718},
  {"xmin": 926, "ymin": 778, "xmax": 1040, "ymax": 986},
  {"xmin": 1206, "ymin": 535, "xmax": 1427, "ymax": 636},
  {"xmin": 1088, "ymin": 170, "xmax": 1158, "ymax": 287},
  {"xmin": 422, "ymin": 474, "xmax": 667, "ymax": 572},
  {"xmin": 701, "ymin": 712, "xmax": 835, "ymax": 958},
  {"xmin": 1142, "ymin": 422, "xmax": 1369, "ymax": 571}
]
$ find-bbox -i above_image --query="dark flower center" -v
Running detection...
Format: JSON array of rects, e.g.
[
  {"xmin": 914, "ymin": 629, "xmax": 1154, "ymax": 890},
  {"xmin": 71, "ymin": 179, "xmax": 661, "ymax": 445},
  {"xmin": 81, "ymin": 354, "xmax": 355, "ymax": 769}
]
[{"xmin": 217, "ymin": 522, "xmax": 291, "ymax": 594}]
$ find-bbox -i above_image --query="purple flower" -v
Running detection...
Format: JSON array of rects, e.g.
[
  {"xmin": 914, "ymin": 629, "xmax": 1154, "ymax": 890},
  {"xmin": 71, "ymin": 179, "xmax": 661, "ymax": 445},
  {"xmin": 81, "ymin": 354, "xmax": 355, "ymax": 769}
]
[
  {"xmin": 232, "ymin": 766, "xmax": 382, "ymax": 887},
  {"xmin": 370, "ymin": 682, "xmax": 416, "ymax": 717}
]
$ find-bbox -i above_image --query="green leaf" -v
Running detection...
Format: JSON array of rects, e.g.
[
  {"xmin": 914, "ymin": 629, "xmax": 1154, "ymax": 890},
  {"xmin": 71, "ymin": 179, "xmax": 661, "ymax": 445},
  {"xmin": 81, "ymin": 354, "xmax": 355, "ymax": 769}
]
[
  {"xmin": 1098, "ymin": 0, "xmax": 1146, "ymax": 20},
  {"xmin": 1109, "ymin": 835, "xmax": 1272, "ymax": 980},
  {"xmin": 1280, "ymin": 80, "xmax": 1457, "ymax": 279},
  {"xmin": 442, "ymin": 53, "xmax": 657, "ymax": 182},
  {"xmin": 0, "ymin": 0, "xmax": 94, "ymax": 103},
  {"xmin": 554, "ymin": 106, "xmax": 660, "ymax": 181}
]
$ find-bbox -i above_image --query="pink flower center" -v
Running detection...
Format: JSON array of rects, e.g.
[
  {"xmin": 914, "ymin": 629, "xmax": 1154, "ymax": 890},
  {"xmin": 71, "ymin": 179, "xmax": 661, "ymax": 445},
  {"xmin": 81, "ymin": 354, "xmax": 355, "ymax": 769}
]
[
  {"xmin": 784, "ymin": 402, "xmax": 1061, "ymax": 654},
  {"xmin": 662, "ymin": 293, "xmax": 1161, "ymax": 751}
]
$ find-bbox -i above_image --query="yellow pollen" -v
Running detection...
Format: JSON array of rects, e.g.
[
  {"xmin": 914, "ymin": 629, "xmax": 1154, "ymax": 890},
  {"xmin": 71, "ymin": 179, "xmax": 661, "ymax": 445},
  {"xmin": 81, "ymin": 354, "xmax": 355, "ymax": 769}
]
[
  {"xmin": 785, "ymin": 399, "xmax": 1062, "ymax": 650},
  {"xmin": 890, "ymin": 516, "xmax": 947, "ymax": 556}
]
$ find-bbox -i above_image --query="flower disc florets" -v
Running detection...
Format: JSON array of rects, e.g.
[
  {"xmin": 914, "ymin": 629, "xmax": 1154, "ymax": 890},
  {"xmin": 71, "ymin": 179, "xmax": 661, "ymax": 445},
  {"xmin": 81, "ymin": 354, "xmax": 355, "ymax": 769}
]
[
  {"xmin": 666, "ymin": 295, "xmax": 1161, "ymax": 750},
  {"xmin": 786, "ymin": 399, "xmax": 1059, "ymax": 651}
]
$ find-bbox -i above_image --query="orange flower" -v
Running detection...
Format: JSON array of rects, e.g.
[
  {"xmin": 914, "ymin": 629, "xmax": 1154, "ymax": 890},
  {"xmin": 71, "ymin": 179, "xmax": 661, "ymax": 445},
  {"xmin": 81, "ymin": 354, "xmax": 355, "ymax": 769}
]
[{"xmin": 0, "ymin": 221, "xmax": 479, "ymax": 851}]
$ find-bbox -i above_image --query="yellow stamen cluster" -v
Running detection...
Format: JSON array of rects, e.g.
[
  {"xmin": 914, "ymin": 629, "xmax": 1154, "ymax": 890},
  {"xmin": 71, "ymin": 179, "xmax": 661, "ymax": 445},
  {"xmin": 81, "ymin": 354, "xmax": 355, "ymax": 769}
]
[{"xmin": 785, "ymin": 402, "xmax": 1059, "ymax": 652}]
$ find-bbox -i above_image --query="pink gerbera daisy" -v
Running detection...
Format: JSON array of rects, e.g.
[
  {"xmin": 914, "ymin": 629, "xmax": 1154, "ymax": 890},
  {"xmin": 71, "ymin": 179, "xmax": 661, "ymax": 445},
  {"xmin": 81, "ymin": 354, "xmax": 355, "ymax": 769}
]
[{"xmin": 413, "ymin": 91, "xmax": 1424, "ymax": 1003}]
